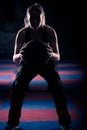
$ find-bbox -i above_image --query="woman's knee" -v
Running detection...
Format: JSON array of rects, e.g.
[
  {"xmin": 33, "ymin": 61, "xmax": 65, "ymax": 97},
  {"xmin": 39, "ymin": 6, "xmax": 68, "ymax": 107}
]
[{"xmin": 12, "ymin": 80, "xmax": 26, "ymax": 92}]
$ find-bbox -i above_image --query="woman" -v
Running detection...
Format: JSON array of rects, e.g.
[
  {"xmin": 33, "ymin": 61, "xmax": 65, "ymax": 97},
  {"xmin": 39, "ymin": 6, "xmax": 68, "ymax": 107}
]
[{"xmin": 5, "ymin": 3, "xmax": 72, "ymax": 130}]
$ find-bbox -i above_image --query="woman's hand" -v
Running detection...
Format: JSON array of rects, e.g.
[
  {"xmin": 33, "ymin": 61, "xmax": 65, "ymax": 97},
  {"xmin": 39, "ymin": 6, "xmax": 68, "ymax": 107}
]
[
  {"xmin": 13, "ymin": 53, "xmax": 23, "ymax": 64},
  {"xmin": 50, "ymin": 52, "xmax": 60, "ymax": 62}
]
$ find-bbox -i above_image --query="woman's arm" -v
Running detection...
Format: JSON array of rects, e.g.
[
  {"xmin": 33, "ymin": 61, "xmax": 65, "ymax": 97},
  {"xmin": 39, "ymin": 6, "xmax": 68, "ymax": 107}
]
[
  {"xmin": 13, "ymin": 27, "xmax": 26, "ymax": 64},
  {"xmin": 46, "ymin": 25, "xmax": 60, "ymax": 62}
]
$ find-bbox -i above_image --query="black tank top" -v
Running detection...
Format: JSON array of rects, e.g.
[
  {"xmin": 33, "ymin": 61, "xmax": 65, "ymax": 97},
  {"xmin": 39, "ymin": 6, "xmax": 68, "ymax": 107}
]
[{"xmin": 25, "ymin": 27, "xmax": 48, "ymax": 43}]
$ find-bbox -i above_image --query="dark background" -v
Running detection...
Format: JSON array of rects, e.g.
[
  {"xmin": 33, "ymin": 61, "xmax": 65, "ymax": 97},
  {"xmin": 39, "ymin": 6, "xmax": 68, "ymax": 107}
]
[
  {"xmin": 0, "ymin": 0, "xmax": 86, "ymax": 64},
  {"xmin": 0, "ymin": 1, "xmax": 86, "ymax": 128}
]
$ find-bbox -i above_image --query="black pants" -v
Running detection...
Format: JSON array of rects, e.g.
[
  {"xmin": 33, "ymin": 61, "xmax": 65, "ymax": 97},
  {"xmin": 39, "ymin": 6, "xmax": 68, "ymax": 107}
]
[{"xmin": 7, "ymin": 60, "xmax": 71, "ymax": 126}]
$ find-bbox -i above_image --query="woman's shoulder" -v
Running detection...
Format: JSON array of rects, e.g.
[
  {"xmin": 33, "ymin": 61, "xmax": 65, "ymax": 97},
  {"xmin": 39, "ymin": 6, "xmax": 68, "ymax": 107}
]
[
  {"xmin": 17, "ymin": 26, "xmax": 28, "ymax": 35},
  {"xmin": 43, "ymin": 25, "xmax": 56, "ymax": 34},
  {"xmin": 43, "ymin": 24, "xmax": 55, "ymax": 30}
]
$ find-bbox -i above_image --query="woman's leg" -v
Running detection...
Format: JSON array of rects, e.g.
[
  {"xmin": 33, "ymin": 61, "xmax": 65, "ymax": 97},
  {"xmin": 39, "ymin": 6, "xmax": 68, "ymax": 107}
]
[
  {"xmin": 39, "ymin": 61, "xmax": 71, "ymax": 126},
  {"xmin": 7, "ymin": 63, "xmax": 37, "ymax": 127}
]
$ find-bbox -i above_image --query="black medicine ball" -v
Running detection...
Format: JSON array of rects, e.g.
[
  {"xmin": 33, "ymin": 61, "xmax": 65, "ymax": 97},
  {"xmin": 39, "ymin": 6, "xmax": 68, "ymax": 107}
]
[{"xmin": 20, "ymin": 40, "xmax": 53, "ymax": 67}]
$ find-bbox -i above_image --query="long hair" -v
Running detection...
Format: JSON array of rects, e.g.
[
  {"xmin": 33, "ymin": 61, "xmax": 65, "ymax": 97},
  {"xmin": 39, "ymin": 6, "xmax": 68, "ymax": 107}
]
[{"xmin": 24, "ymin": 3, "xmax": 46, "ymax": 27}]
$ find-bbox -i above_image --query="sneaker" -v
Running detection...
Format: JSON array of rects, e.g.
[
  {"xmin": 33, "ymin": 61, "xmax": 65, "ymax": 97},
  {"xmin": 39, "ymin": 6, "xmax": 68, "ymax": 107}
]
[
  {"xmin": 4, "ymin": 124, "xmax": 19, "ymax": 130},
  {"xmin": 61, "ymin": 124, "xmax": 72, "ymax": 130}
]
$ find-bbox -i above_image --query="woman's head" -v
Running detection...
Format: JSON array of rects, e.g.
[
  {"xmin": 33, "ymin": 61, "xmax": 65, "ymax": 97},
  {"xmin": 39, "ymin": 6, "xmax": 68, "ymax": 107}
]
[{"xmin": 24, "ymin": 3, "xmax": 46, "ymax": 28}]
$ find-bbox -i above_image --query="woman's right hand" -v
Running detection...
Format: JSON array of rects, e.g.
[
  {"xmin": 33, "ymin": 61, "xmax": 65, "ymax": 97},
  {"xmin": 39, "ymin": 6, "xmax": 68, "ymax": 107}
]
[{"xmin": 13, "ymin": 53, "xmax": 23, "ymax": 64}]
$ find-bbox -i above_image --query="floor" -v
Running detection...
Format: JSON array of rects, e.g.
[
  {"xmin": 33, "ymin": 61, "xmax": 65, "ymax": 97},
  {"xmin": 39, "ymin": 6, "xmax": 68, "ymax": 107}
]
[{"xmin": 0, "ymin": 59, "xmax": 86, "ymax": 130}]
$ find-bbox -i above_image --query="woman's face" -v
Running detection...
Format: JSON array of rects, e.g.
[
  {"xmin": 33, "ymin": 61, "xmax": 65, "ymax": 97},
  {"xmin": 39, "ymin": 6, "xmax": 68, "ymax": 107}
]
[{"xmin": 30, "ymin": 10, "xmax": 41, "ymax": 29}]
